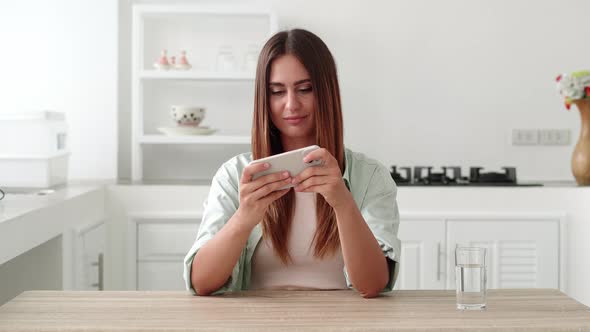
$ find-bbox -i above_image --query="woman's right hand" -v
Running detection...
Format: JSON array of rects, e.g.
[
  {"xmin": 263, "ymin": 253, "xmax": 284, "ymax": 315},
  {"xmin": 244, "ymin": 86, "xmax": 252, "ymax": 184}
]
[{"xmin": 236, "ymin": 162, "xmax": 292, "ymax": 228}]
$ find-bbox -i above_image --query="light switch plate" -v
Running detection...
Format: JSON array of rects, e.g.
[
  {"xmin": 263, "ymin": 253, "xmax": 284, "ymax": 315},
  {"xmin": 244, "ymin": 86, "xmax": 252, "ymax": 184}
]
[
  {"xmin": 512, "ymin": 129, "xmax": 538, "ymax": 145},
  {"xmin": 538, "ymin": 129, "xmax": 571, "ymax": 145}
]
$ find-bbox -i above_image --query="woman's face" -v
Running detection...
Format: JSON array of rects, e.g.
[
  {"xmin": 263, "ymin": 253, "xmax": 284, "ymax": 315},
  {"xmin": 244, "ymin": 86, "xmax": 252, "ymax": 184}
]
[{"xmin": 268, "ymin": 54, "xmax": 316, "ymax": 147}]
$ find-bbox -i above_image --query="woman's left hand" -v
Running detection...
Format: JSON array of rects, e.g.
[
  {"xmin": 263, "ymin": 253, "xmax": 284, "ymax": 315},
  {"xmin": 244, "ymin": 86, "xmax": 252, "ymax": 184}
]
[{"xmin": 292, "ymin": 148, "xmax": 351, "ymax": 208}]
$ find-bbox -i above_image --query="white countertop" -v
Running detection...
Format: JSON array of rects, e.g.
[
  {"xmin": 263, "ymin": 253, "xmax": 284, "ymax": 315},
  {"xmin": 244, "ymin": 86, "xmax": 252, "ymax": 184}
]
[
  {"xmin": 0, "ymin": 185, "xmax": 105, "ymax": 265},
  {"xmin": 1, "ymin": 180, "xmax": 586, "ymax": 244},
  {"xmin": 1, "ymin": 180, "xmax": 586, "ymax": 229},
  {"xmin": 0, "ymin": 186, "xmax": 100, "ymax": 224}
]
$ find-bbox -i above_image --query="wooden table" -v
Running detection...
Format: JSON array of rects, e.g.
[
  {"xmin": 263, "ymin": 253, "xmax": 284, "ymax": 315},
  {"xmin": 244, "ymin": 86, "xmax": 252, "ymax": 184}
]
[{"xmin": 1, "ymin": 289, "xmax": 590, "ymax": 331}]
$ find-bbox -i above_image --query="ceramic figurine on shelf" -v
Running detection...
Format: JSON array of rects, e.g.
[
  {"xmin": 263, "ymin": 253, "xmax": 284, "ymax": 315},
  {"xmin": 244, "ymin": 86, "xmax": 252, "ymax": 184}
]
[
  {"xmin": 170, "ymin": 56, "xmax": 176, "ymax": 67},
  {"xmin": 153, "ymin": 49, "xmax": 170, "ymax": 70},
  {"xmin": 175, "ymin": 50, "xmax": 192, "ymax": 70}
]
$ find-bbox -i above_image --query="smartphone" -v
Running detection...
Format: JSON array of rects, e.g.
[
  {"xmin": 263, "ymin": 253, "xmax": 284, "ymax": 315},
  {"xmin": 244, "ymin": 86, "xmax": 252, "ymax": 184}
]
[{"xmin": 249, "ymin": 145, "xmax": 322, "ymax": 190}]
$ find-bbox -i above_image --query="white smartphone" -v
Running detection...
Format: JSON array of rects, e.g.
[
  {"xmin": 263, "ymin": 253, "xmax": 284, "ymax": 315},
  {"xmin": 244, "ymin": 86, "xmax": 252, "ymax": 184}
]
[{"xmin": 249, "ymin": 145, "xmax": 322, "ymax": 190}]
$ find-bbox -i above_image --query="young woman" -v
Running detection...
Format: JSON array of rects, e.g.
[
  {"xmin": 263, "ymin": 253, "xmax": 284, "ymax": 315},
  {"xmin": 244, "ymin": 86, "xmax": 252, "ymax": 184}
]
[{"xmin": 183, "ymin": 29, "xmax": 400, "ymax": 298}]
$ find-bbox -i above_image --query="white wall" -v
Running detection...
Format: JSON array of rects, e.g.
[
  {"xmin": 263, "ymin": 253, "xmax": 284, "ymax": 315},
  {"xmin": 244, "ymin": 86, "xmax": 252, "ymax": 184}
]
[
  {"xmin": 264, "ymin": 0, "xmax": 588, "ymax": 182},
  {"xmin": 119, "ymin": 0, "xmax": 589, "ymax": 182},
  {"xmin": 2, "ymin": 0, "xmax": 585, "ymax": 182},
  {"xmin": 0, "ymin": 0, "xmax": 118, "ymax": 181}
]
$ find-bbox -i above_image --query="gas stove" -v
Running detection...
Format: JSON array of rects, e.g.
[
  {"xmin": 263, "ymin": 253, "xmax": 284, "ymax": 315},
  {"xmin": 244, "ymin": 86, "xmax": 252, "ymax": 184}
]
[{"xmin": 390, "ymin": 166, "xmax": 543, "ymax": 186}]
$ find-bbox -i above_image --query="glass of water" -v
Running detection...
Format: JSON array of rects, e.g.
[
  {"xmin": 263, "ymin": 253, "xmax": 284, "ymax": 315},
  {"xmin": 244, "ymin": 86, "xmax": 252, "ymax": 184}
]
[{"xmin": 455, "ymin": 247, "xmax": 487, "ymax": 310}]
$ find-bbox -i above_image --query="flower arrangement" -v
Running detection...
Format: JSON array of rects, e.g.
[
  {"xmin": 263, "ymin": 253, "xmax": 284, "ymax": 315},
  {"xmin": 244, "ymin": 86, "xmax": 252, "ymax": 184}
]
[{"xmin": 556, "ymin": 70, "xmax": 590, "ymax": 110}]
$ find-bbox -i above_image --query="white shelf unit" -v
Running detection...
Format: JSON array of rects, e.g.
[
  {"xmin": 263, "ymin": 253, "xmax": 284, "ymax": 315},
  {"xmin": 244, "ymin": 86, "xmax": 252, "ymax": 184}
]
[
  {"xmin": 131, "ymin": 5, "xmax": 278, "ymax": 181},
  {"xmin": 139, "ymin": 70, "xmax": 255, "ymax": 81},
  {"xmin": 139, "ymin": 134, "xmax": 250, "ymax": 145}
]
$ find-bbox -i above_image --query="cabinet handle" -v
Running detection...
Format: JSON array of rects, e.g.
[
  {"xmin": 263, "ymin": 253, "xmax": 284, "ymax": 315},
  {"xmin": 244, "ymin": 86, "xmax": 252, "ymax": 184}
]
[
  {"xmin": 91, "ymin": 253, "xmax": 104, "ymax": 291},
  {"xmin": 436, "ymin": 242, "xmax": 441, "ymax": 281}
]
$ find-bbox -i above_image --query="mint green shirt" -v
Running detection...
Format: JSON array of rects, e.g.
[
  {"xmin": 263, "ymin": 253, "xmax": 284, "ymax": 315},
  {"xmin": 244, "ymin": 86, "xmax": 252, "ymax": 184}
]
[{"xmin": 183, "ymin": 148, "xmax": 401, "ymax": 295}]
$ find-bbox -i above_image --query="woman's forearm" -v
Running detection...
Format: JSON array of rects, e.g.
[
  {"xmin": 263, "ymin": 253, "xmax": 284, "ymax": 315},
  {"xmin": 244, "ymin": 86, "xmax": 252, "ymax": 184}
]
[
  {"xmin": 334, "ymin": 192, "xmax": 389, "ymax": 298},
  {"xmin": 191, "ymin": 210, "xmax": 255, "ymax": 295}
]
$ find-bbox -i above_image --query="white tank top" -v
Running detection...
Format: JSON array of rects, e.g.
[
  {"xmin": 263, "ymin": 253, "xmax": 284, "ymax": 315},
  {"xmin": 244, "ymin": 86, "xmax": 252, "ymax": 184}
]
[{"xmin": 250, "ymin": 192, "xmax": 348, "ymax": 290}]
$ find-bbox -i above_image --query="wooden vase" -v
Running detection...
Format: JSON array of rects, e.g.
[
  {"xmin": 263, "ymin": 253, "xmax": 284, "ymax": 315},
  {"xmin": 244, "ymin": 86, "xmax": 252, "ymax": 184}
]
[{"xmin": 572, "ymin": 99, "xmax": 590, "ymax": 185}]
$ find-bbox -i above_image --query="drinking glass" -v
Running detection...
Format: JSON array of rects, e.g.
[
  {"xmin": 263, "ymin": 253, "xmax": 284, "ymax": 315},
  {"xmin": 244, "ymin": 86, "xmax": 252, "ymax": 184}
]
[
  {"xmin": 216, "ymin": 45, "xmax": 236, "ymax": 72},
  {"xmin": 455, "ymin": 247, "xmax": 487, "ymax": 310},
  {"xmin": 242, "ymin": 43, "xmax": 259, "ymax": 72}
]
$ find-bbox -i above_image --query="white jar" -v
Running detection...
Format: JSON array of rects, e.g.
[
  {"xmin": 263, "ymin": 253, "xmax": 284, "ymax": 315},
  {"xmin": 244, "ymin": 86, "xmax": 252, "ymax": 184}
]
[
  {"xmin": 216, "ymin": 45, "xmax": 236, "ymax": 72},
  {"xmin": 243, "ymin": 43, "xmax": 259, "ymax": 72}
]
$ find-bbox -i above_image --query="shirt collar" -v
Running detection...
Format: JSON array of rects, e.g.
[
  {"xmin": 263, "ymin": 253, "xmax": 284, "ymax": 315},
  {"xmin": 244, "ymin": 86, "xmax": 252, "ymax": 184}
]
[{"xmin": 342, "ymin": 147, "xmax": 351, "ymax": 191}]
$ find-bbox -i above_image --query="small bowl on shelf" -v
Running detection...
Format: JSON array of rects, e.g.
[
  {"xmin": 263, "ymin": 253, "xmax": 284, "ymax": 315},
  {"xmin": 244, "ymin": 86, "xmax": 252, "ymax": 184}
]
[{"xmin": 170, "ymin": 105, "xmax": 206, "ymax": 126}]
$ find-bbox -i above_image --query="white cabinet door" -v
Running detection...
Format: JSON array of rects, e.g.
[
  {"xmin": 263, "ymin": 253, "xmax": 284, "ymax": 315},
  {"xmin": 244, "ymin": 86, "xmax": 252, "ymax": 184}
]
[
  {"xmin": 82, "ymin": 223, "xmax": 105, "ymax": 290},
  {"xmin": 137, "ymin": 223, "xmax": 198, "ymax": 260},
  {"xmin": 395, "ymin": 219, "xmax": 446, "ymax": 290},
  {"xmin": 135, "ymin": 221, "xmax": 200, "ymax": 291},
  {"xmin": 446, "ymin": 219, "xmax": 559, "ymax": 290},
  {"xmin": 69, "ymin": 222, "xmax": 105, "ymax": 290},
  {"xmin": 137, "ymin": 262, "xmax": 186, "ymax": 291}
]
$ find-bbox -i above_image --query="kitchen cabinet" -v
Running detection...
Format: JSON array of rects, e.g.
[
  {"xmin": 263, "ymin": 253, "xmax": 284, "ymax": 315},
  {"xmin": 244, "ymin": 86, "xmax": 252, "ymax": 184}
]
[
  {"xmin": 394, "ymin": 218, "xmax": 446, "ymax": 290},
  {"xmin": 446, "ymin": 217, "xmax": 560, "ymax": 289},
  {"xmin": 63, "ymin": 219, "xmax": 105, "ymax": 290},
  {"xmin": 131, "ymin": 4, "xmax": 277, "ymax": 181},
  {"xmin": 395, "ymin": 213, "xmax": 564, "ymax": 291},
  {"xmin": 66, "ymin": 185, "xmax": 590, "ymax": 305},
  {"xmin": 127, "ymin": 213, "xmax": 201, "ymax": 290},
  {"xmin": 125, "ymin": 210, "xmax": 563, "ymax": 292}
]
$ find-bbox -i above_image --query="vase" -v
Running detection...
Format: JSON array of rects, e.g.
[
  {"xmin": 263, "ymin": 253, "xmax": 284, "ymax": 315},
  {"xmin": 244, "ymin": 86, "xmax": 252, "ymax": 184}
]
[{"xmin": 571, "ymin": 99, "xmax": 590, "ymax": 185}]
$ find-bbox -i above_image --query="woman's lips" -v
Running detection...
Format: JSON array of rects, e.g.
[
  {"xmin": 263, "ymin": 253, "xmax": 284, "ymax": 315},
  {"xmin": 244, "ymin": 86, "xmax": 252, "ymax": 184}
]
[{"xmin": 284, "ymin": 115, "xmax": 308, "ymax": 125}]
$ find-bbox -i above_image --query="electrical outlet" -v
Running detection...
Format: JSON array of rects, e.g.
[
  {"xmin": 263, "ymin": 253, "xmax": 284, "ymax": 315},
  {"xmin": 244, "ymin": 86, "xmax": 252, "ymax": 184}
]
[
  {"xmin": 538, "ymin": 129, "xmax": 571, "ymax": 146},
  {"xmin": 512, "ymin": 129, "xmax": 538, "ymax": 145}
]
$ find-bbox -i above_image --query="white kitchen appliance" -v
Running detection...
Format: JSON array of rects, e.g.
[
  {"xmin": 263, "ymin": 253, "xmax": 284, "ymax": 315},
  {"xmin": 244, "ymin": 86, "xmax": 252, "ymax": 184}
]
[{"xmin": 0, "ymin": 111, "xmax": 69, "ymax": 188}]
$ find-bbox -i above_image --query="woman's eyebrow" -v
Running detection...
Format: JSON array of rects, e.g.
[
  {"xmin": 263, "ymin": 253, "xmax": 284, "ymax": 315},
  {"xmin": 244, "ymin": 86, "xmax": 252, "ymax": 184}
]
[
  {"xmin": 268, "ymin": 79, "xmax": 311, "ymax": 87},
  {"xmin": 294, "ymin": 79, "xmax": 311, "ymax": 85}
]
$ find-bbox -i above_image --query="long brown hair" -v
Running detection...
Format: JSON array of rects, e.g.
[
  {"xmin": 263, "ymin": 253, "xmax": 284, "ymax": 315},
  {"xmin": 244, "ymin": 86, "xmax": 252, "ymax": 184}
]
[{"xmin": 251, "ymin": 29, "xmax": 345, "ymax": 264}]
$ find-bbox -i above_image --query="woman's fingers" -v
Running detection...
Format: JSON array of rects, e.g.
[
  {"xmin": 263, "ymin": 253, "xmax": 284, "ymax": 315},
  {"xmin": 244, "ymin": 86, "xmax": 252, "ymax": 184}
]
[
  {"xmin": 293, "ymin": 148, "xmax": 340, "ymax": 185},
  {"xmin": 251, "ymin": 176, "xmax": 293, "ymax": 201},
  {"xmin": 301, "ymin": 148, "xmax": 327, "ymax": 164},
  {"xmin": 295, "ymin": 175, "xmax": 329, "ymax": 192},
  {"xmin": 241, "ymin": 163, "xmax": 290, "ymax": 199},
  {"xmin": 241, "ymin": 162, "xmax": 270, "ymax": 184},
  {"xmin": 240, "ymin": 162, "xmax": 292, "ymax": 204},
  {"xmin": 251, "ymin": 171, "xmax": 290, "ymax": 192},
  {"xmin": 260, "ymin": 187, "xmax": 291, "ymax": 205},
  {"xmin": 292, "ymin": 165, "xmax": 330, "ymax": 185}
]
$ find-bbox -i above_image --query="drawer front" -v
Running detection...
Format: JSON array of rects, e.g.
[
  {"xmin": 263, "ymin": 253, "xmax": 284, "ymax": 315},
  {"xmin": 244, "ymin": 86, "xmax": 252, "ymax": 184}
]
[{"xmin": 138, "ymin": 223, "xmax": 199, "ymax": 261}]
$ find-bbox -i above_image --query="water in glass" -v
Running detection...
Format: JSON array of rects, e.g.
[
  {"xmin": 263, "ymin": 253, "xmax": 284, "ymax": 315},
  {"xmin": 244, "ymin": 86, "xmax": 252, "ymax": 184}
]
[
  {"xmin": 456, "ymin": 263, "xmax": 486, "ymax": 309},
  {"xmin": 455, "ymin": 247, "xmax": 487, "ymax": 310}
]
